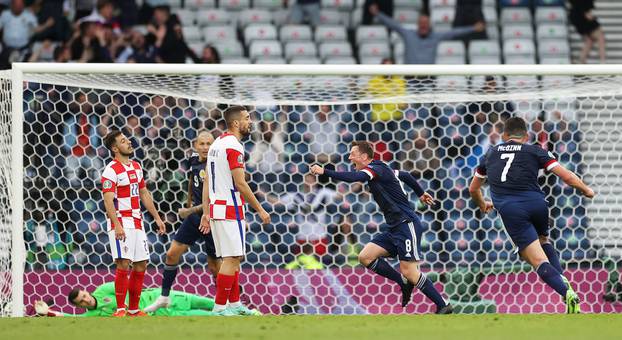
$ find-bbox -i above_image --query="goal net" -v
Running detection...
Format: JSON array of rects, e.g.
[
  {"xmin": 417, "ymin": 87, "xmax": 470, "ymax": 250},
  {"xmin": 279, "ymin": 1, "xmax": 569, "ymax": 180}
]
[{"xmin": 1, "ymin": 64, "xmax": 622, "ymax": 316}]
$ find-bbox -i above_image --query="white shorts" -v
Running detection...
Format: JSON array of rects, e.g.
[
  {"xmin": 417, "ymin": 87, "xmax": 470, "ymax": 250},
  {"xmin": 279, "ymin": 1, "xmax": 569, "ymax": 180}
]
[
  {"xmin": 108, "ymin": 228, "xmax": 150, "ymax": 262},
  {"xmin": 211, "ymin": 219, "xmax": 246, "ymax": 257}
]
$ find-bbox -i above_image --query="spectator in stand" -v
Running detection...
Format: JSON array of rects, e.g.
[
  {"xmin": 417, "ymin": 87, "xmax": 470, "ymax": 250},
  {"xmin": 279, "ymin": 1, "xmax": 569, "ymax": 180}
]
[
  {"xmin": 32, "ymin": 0, "xmax": 71, "ymax": 42},
  {"xmin": 53, "ymin": 44, "xmax": 71, "ymax": 62},
  {"xmin": 80, "ymin": 0, "xmax": 119, "ymax": 33},
  {"xmin": 453, "ymin": 0, "xmax": 487, "ymax": 44},
  {"xmin": 369, "ymin": 3, "xmax": 485, "ymax": 64},
  {"xmin": 285, "ymin": 0, "xmax": 321, "ymax": 26},
  {"xmin": 367, "ymin": 58, "xmax": 407, "ymax": 121},
  {"xmin": 116, "ymin": 30, "xmax": 156, "ymax": 63},
  {"xmin": 199, "ymin": 45, "xmax": 220, "ymax": 64},
  {"xmin": 0, "ymin": 0, "xmax": 55, "ymax": 68},
  {"xmin": 147, "ymin": 5, "xmax": 195, "ymax": 63},
  {"xmin": 362, "ymin": 0, "xmax": 393, "ymax": 25},
  {"xmin": 306, "ymin": 105, "xmax": 340, "ymax": 163},
  {"xmin": 69, "ymin": 19, "xmax": 112, "ymax": 63},
  {"xmin": 569, "ymin": 0, "xmax": 606, "ymax": 64},
  {"xmin": 248, "ymin": 113, "xmax": 285, "ymax": 174}
]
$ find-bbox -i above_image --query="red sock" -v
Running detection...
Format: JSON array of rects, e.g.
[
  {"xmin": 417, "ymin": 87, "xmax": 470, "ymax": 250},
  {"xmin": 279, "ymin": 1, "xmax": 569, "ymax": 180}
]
[
  {"xmin": 229, "ymin": 271, "xmax": 240, "ymax": 303},
  {"xmin": 114, "ymin": 268, "xmax": 130, "ymax": 309},
  {"xmin": 215, "ymin": 273, "xmax": 235, "ymax": 305},
  {"xmin": 128, "ymin": 270, "xmax": 146, "ymax": 311}
]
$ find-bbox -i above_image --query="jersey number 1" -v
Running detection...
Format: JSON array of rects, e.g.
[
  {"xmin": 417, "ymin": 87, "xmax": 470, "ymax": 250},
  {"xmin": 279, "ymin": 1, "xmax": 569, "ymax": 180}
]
[{"xmin": 500, "ymin": 153, "xmax": 515, "ymax": 182}]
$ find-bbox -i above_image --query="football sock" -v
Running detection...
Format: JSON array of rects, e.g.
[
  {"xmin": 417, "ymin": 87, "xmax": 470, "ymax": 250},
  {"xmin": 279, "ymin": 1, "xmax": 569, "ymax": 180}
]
[
  {"xmin": 542, "ymin": 243, "xmax": 563, "ymax": 274},
  {"xmin": 228, "ymin": 271, "xmax": 241, "ymax": 307},
  {"xmin": 416, "ymin": 273, "xmax": 447, "ymax": 308},
  {"xmin": 214, "ymin": 273, "xmax": 235, "ymax": 311},
  {"xmin": 128, "ymin": 270, "xmax": 146, "ymax": 312},
  {"xmin": 161, "ymin": 263, "xmax": 178, "ymax": 297},
  {"xmin": 114, "ymin": 268, "xmax": 130, "ymax": 309},
  {"xmin": 366, "ymin": 258, "xmax": 405, "ymax": 288},
  {"xmin": 536, "ymin": 262, "xmax": 568, "ymax": 297}
]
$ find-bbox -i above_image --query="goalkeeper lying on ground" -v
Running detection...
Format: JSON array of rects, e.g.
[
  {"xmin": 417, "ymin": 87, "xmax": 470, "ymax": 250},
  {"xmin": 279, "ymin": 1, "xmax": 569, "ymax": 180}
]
[{"xmin": 34, "ymin": 282, "xmax": 261, "ymax": 317}]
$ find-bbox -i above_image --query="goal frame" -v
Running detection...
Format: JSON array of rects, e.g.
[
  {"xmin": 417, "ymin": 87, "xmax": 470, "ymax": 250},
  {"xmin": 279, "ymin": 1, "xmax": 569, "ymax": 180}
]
[{"xmin": 8, "ymin": 62, "xmax": 622, "ymax": 317}]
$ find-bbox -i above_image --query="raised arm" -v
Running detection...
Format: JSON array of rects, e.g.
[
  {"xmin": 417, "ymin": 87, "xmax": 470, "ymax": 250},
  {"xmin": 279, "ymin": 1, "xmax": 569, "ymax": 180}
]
[
  {"xmin": 310, "ymin": 165, "xmax": 370, "ymax": 183},
  {"xmin": 550, "ymin": 166, "xmax": 595, "ymax": 198},
  {"xmin": 375, "ymin": 11, "xmax": 409, "ymax": 38},
  {"xmin": 438, "ymin": 25, "xmax": 479, "ymax": 40}
]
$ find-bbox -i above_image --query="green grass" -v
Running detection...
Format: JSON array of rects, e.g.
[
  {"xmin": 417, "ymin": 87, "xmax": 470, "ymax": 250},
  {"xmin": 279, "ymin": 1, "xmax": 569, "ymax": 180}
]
[{"xmin": 1, "ymin": 314, "xmax": 621, "ymax": 340}]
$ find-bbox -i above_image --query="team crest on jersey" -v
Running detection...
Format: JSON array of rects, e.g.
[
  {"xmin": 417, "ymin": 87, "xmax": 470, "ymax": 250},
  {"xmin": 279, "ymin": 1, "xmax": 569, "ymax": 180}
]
[
  {"xmin": 129, "ymin": 173, "xmax": 137, "ymax": 180},
  {"xmin": 103, "ymin": 180, "xmax": 112, "ymax": 189},
  {"xmin": 199, "ymin": 169, "xmax": 206, "ymax": 179}
]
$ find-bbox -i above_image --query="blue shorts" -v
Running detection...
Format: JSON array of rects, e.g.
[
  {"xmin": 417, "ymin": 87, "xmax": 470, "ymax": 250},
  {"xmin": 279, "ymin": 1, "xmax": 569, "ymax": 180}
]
[
  {"xmin": 173, "ymin": 213, "xmax": 218, "ymax": 259},
  {"xmin": 494, "ymin": 197, "xmax": 549, "ymax": 251},
  {"xmin": 371, "ymin": 220, "xmax": 423, "ymax": 262}
]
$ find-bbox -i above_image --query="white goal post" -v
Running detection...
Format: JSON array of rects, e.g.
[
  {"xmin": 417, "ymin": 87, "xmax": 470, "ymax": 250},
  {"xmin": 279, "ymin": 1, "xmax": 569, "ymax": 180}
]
[{"xmin": 3, "ymin": 63, "xmax": 622, "ymax": 317}]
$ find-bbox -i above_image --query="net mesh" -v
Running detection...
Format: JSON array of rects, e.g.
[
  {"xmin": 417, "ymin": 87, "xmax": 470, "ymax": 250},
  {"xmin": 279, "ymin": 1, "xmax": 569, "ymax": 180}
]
[
  {"xmin": 2, "ymin": 70, "xmax": 622, "ymax": 315},
  {"xmin": 0, "ymin": 72, "xmax": 13, "ymax": 317}
]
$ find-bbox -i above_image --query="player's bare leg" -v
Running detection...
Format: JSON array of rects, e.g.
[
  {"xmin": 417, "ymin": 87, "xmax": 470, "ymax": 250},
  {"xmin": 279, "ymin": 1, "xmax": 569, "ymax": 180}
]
[
  {"xmin": 520, "ymin": 239, "xmax": 580, "ymax": 313},
  {"xmin": 112, "ymin": 258, "xmax": 131, "ymax": 317},
  {"xmin": 359, "ymin": 243, "xmax": 413, "ymax": 307},
  {"xmin": 144, "ymin": 241, "xmax": 189, "ymax": 313},
  {"xmin": 400, "ymin": 261, "xmax": 451, "ymax": 314}
]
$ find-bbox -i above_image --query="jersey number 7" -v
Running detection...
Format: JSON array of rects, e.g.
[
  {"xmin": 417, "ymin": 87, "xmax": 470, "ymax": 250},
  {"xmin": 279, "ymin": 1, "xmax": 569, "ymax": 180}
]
[{"xmin": 500, "ymin": 153, "xmax": 515, "ymax": 182}]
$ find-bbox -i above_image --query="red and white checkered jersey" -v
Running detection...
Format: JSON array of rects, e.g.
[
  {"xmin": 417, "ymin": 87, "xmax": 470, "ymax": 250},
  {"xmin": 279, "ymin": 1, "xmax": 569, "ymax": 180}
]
[
  {"xmin": 206, "ymin": 133, "xmax": 245, "ymax": 221},
  {"xmin": 101, "ymin": 159, "xmax": 146, "ymax": 231}
]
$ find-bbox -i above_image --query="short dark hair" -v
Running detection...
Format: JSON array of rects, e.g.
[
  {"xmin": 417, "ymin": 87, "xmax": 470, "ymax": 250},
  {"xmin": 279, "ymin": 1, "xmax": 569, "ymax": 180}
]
[
  {"xmin": 503, "ymin": 117, "xmax": 528, "ymax": 137},
  {"xmin": 223, "ymin": 106, "xmax": 247, "ymax": 128},
  {"xmin": 97, "ymin": 0, "xmax": 113, "ymax": 10},
  {"xmin": 103, "ymin": 130, "xmax": 123, "ymax": 153},
  {"xmin": 352, "ymin": 141, "xmax": 374, "ymax": 160},
  {"xmin": 67, "ymin": 288, "xmax": 80, "ymax": 305}
]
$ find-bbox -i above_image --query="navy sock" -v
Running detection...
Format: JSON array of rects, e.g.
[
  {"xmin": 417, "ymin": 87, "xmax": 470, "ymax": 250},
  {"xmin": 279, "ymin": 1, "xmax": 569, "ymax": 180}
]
[
  {"xmin": 536, "ymin": 262, "xmax": 568, "ymax": 297},
  {"xmin": 161, "ymin": 264, "xmax": 178, "ymax": 297},
  {"xmin": 541, "ymin": 243, "xmax": 563, "ymax": 274},
  {"xmin": 366, "ymin": 258, "xmax": 405, "ymax": 288},
  {"xmin": 416, "ymin": 273, "xmax": 447, "ymax": 308}
]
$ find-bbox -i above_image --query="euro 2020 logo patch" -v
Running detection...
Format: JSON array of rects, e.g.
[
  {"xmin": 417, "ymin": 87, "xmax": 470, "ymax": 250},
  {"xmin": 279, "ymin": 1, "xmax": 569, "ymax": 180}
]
[
  {"xmin": 103, "ymin": 180, "xmax": 112, "ymax": 190},
  {"xmin": 199, "ymin": 169, "xmax": 206, "ymax": 179}
]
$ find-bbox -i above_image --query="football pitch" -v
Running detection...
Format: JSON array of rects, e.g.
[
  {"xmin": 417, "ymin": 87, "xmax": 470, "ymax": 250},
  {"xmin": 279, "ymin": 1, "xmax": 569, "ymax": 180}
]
[{"xmin": 1, "ymin": 314, "xmax": 620, "ymax": 340}]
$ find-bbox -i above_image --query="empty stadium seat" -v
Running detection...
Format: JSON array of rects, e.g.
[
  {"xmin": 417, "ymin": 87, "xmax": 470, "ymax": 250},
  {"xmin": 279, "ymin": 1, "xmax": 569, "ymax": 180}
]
[
  {"xmin": 185, "ymin": 0, "xmax": 216, "ymax": 9},
  {"xmin": 500, "ymin": 8, "xmax": 532, "ymax": 25},
  {"xmin": 321, "ymin": 0, "xmax": 355, "ymax": 10},
  {"xmin": 469, "ymin": 40, "xmax": 501, "ymax": 59},
  {"xmin": 319, "ymin": 41, "xmax": 353, "ymax": 58},
  {"xmin": 319, "ymin": 9, "xmax": 343, "ymax": 25},
  {"xmin": 430, "ymin": 7, "xmax": 455, "ymax": 27},
  {"xmin": 538, "ymin": 39, "xmax": 570, "ymax": 58},
  {"xmin": 202, "ymin": 25, "xmax": 237, "ymax": 43},
  {"xmin": 284, "ymin": 41, "xmax": 318, "ymax": 60},
  {"xmin": 437, "ymin": 41, "xmax": 466, "ymax": 58},
  {"xmin": 244, "ymin": 24, "xmax": 277, "ymax": 44},
  {"xmin": 254, "ymin": 0, "xmax": 283, "ymax": 10},
  {"xmin": 393, "ymin": 9, "xmax": 419, "ymax": 24},
  {"xmin": 280, "ymin": 25, "xmax": 313, "ymax": 42},
  {"xmin": 323, "ymin": 56, "xmax": 357, "ymax": 64},
  {"xmin": 540, "ymin": 56, "xmax": 571, "ymax": 64},
  {"xmin": 289, "ymin": 57, "xmax": 321, "ymax": 64},
  {"xmin": 358, "ymin": 42, "xmax": 391, "ymax": 59},
  {"xmin": 499, "ymin": 0, "xmax": 530, "ymax": 6},
  {"xmin": 482, "ymin": 6, "xmax": 498, "ymax": 24},
  {"xmin": 360, "ymin": 57, "xmax": 384, "ymax": 64},
  {"xmin": 272, "ymin": 9, "xmax": 290, "ymax": 26},
  {"xmin": 182, "ymin": 26, "xmax": 202, "ymax": 42},
  {"xmin": 435, "ymin": 56, "xmax": 466, "ymax": 64},
  {"xmin": 503, "ymin": 39, "xmax": 536, "ymax": 57},
  {"xmin": 249, "ymin": 40, "xmax": 283, "ymax": 60},
  {"xmin": 502, "ymin": 24, "xmax": 534, "ymax": 40},
  {"xmin": 167, "ymin": 0, "xmax": 183, "ymax": 8},
  {"xmin": 430, "ymin": 0, "xmax": 456, "ymax": 8},
  {"xmin": 254, "ymin": 57, "xmax": 287, "ymax": 64},
  {"xmin": 470, "ymin": 55, "xmax": 502, "ymax": 64},
  {"xmin": 222, "ymin": 57, "xmax": 250, "ymax": 64},
  {"xmin": 536, "ymin": 24, "xmax": 568, "ymax": 40},
  {"xmin": 220, "ymin": 0, "xmax": 251, "ymax": 11},
  {"xmin": 238, "ymin": 9, "xmax": 272, "ymax": 27},
  {"xmin": 535, "ymin": 7, "xmax": 566, "ymax": 24},
  {"xmin": 315, "ymin": 25, "xmax": 348, "ymax": 42},
  {"xmin": 355, "ymin": 26, "xmax": 388, "ymax": 44},
  {"xmin": 350, "ymin": 7, "xmax": 363, "ymax": 27},
  {"xmin": 213, "ymin": 41, "xmax": 244, "ymax": 57},
  {"xmin": 196, "ymin": 9, "xmax": 231, "ymax": 26},
  {"xmin": 394, "ymin": 0, "xmax": 423, "ymax": 8},
  {"xmin": 505, "ymin": 55, "xmax": 537, "ymax": 64},
  {"xmin": 174, "ymin": 9, "xmax": 196, "ymax": 25}
]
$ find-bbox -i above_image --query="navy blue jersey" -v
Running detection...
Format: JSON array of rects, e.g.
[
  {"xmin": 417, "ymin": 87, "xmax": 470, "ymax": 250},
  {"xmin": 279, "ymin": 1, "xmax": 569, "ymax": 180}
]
[
  {"xmin": 476, "ymin": 141, "xmax": 559, "ymax": 199},
  {"xmin": 363, "ymin": 160, "xmax": 420, "ymax": 226},
  {"xmin": 187, "ymin": 153, "xmax": 206, "ymax": 206}
]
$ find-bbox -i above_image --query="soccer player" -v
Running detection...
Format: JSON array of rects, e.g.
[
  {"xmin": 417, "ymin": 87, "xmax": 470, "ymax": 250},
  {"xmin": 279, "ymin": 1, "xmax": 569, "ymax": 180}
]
[
  {"xmin": 101, "ymin": 130, "xmax": 166, "ymax": 317},
  {"xmin": 310, "ymin": 141, "xmax": 452, "ymax": 314},
  {"xmin": 200, "ymin": 106, "xmax": 271, "ymax": 316},
  {"xmin": 33, "ymin": 282, "xmax": 241, "ymax": 317},
  {"xmin": 145, "ymin": 131, "xmax": 220, "ymax": 313},
  {"xmin": 468, "ymin": 117, "xmax": 595, "ymax": 314}
]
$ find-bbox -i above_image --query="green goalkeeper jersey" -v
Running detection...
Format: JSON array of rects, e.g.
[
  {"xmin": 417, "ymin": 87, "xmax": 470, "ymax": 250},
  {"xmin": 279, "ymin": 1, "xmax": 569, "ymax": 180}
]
[{"xmin": 66, "ymin": 283, "xmax": 214, "ymax": 317}]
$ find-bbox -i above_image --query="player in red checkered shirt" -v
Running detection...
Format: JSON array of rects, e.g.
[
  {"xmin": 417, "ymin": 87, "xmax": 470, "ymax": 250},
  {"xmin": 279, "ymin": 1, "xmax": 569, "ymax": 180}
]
[{"xmin": 101, "ymin": 130, "xmax": 166, "ymax": 317}]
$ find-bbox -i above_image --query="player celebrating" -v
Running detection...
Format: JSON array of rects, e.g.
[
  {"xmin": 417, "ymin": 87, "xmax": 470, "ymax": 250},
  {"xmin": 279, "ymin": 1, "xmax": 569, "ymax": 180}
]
[
  {"xmin": 468, "ymin": 117, "xmax": 594, "ymax": 314},
  {"xmin": 310, "ymin": 141, "xmax": 452, "ymax": 314},
  {"xmin": 101, "ymin": 130, "xmax": 166, "ymax": 317},
  {"xmin": 200, "ymin": 106, "xmax": 271, "ymax": 316},
  {"xmin": 145, "ymin": 131, "xmax": 220, "ymax": 313}
]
